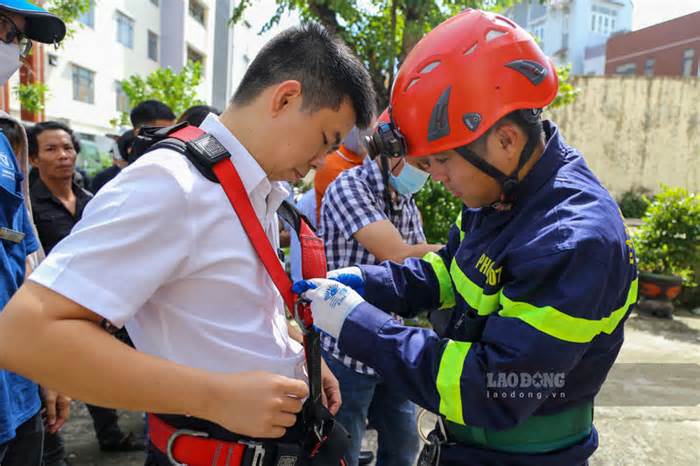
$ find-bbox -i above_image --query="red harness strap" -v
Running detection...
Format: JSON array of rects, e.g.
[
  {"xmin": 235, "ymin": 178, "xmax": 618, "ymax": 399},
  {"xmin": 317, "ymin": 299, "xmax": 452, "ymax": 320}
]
[{"xmin": 148, "ymin": 415, "xmax": 248, "ymax": 466}]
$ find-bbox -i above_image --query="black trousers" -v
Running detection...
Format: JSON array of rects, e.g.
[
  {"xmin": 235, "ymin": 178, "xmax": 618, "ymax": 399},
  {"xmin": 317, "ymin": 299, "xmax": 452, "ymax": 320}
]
[{"xmin": 0, "ymin": 412, "xmax": 44, "ymax": 466}]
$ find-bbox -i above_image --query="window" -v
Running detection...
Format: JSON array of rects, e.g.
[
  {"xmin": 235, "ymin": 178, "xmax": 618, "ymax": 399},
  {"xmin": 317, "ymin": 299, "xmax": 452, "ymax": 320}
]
[
  {"xmin": 682, "ymin": 49, "xmax": 695, "ymax": 76},
  {"xmin": 187, "ymin": 46, "xmax": 205, "ymax": 74},
  {"xmin": 79, "ymin": 0, "xmax": 95, "ymax": 28},
  {"xmin": 189, "ymin": 0, "xmax": 206, "ymax": 26},
  {"xmin": 72, "ymin": 65, "xmax": 95, "ymax": 104},
  {"xmin": 115, "ymin": 81, "xmax": 129, "ymax": 112},
  {"xmin": 644, "ymin": 58, "xmax": 655, "ymax": 76},
  {"xmin": 591, "ymin": 4, "xmax": 618, "ymax": 35},
  {"xmin": 532, "ymin": 25, "xmax": 544, "ymax": 44},
  {"xmin": 615, "ymin": 63, "xmax": 636, "ymax": 75},
  {"xmin": 148, "ymin": 30, "xmax": 159, "ymax": 61},
  {"xmin": 116, "ymin": 11, "xmax": 134, "ymax": 49}
]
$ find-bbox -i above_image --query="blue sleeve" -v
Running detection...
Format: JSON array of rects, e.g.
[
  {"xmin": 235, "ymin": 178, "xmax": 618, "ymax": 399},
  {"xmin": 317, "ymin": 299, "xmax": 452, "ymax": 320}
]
[
  {"xmin": 339, "ymin": 243, "xmax": 636, "ymax": 430},
  {"xmin": 20, "ymin": 203, "xmax": 39, "ymax": 255}
]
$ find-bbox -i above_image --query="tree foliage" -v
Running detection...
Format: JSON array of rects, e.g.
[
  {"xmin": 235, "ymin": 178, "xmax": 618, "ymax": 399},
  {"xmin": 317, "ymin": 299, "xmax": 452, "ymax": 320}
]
[
  {"xmin": 232, "ymin": 0, "xmax": 522, "ymax": 107},
  {"xmin": 14, "ymin": 82, "xmax": 49, "ymax": 114},
  {"xmin": 115, "ymin": 62, "xmax": 206, "ymax": 126},
  {"xmin": 45, "ymin": 0, "xmax": 93, "ymax": 39}
]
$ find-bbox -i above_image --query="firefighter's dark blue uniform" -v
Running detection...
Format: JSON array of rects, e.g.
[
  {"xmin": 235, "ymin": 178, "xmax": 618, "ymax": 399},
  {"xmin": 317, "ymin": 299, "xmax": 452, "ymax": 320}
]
[{"xmin": 335, "ymin": 121, "xmax": 638, "ymax": 465}]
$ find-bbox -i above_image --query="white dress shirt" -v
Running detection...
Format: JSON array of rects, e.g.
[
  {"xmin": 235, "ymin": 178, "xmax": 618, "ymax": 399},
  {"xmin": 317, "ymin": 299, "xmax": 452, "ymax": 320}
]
[{"xmin": 30, "ymin": 114, "xmax": 305, "ymax": 379}]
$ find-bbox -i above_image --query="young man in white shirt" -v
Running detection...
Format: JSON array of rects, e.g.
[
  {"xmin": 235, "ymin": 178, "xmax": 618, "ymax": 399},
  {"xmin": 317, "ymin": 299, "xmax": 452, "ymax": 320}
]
[{"xmin": 0, "ymin": 23, "xmax": 375, "ymax": 465}]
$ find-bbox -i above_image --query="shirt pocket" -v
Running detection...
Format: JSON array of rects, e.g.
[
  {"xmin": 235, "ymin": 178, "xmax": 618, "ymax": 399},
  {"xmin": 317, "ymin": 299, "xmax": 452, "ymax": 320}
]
[{"xmin": 0, "ymin": 183, "xmax": 24, "ymax": 238}]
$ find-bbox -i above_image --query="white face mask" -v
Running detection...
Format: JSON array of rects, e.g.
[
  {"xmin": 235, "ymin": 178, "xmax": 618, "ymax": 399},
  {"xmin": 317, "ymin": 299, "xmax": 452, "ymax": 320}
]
[{"xmin": 0, "ymin": 42, "xmax": 21, "ymax": 84}]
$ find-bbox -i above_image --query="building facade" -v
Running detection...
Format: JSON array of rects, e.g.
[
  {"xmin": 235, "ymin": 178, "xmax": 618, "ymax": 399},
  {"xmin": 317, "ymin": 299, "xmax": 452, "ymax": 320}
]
[
  {"xmin": 0, "ymin": 0, "xmax": 297, "ymax": 142},
  {"xmin": 605, "ymin": 11, "xmax": 700, "ymax": 77},
  {"xmin": 506, "ymin": 0, "xmax": 633, "ymax": 75}
]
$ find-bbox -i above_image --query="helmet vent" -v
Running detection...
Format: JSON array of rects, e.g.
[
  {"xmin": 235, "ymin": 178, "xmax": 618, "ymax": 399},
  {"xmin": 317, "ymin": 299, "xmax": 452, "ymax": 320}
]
[
  {"xmin": 464, "ymin": 42, "xmax": 478, "ymax": 56},
  {"xmin": 493, "ymin": 16, "xmax": 517, "ymax": 29},
  {"xmin": 420, "ymin": 61, "xmax": 441, "ymax": 74},
  {"xmin": 427, "ymin": 86, "xmax": 452, "ymax": 142},
  {"xmin": 405, "ymin": 78, "xmax": 421, "ymax": 92},
  {"xmin": 505, "ymin": 59, "xmax": 548, "ymax": 85},
  {"xmin": 486, "ymin": 29, "xmax": 508, "ymax": 42}
]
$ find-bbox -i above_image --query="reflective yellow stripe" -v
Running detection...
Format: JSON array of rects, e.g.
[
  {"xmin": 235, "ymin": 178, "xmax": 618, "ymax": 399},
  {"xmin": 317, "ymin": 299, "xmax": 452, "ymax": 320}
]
[
  {"xmin": 436, "ymin": 340, "xmax": 471, "ymax": 425},
  {"xmin": 450, "ymin": 259, "xmax": 500, "ymax": 316},
  {"xmin": 498, "ymin": 279, "xmax": 638, "ymax": 343},
  {"xmin": 423, "ymin": 252, "xmax": 456, "ymax": 309},
  {"xmin": 455, "ymin": 212, "xmax": 464, "ymax": 241}
]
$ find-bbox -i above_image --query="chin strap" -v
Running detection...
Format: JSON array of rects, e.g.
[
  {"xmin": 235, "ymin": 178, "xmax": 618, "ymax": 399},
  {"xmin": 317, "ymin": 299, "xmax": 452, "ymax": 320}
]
[{"xmin": 454, "ymin": 114, "xmax": 542, "ymax": 210}]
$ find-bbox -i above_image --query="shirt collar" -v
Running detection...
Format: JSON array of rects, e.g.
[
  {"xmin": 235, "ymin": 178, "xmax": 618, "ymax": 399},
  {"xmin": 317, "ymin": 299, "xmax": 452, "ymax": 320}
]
[
  {"xmin": 199, "ymin": 113, "xmax": 269, "ymax": 197},
  {"xmin": 32, "ymin": 176, "xmax": 91, "ymax": 203},
  {"xmin": 513, "ymin": 120, "xmax": 567, "ymax": 200}
]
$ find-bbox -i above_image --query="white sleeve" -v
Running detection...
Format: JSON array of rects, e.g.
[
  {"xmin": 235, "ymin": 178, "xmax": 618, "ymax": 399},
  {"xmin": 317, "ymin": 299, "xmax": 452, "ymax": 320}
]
[{"xmin": 29, "ymin": 158, "xmax": 194, "ymax": 327}]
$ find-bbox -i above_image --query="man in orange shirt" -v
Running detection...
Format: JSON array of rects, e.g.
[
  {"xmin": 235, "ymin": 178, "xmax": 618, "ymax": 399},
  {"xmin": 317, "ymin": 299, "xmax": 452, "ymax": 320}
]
[{"xmin": 314, "ymin": 126, "xmax": 371, "ymax": 223}]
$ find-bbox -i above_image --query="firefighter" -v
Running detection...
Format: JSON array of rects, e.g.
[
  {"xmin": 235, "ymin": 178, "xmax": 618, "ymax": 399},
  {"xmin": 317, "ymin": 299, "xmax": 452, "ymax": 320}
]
[{"xmin": 295, "ymin": 9, "xmax": 637, "ymax": 466}]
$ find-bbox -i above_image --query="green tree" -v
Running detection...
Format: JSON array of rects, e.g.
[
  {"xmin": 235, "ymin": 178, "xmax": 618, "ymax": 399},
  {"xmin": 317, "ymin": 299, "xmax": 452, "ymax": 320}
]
[
  {"xmin": 231, "ymin": 1, "xmax": 577, "ymax": 109},
  {"xmin": 232, "ymin": 0, "xmax": 519, "ymax": 107},
  {"xmin": 44, "ymin": 0, "xmax": 93, "ymax": 38},
  {"xmin": 114, "ymin": 61, "xmax": 206, "ymax": 126}
]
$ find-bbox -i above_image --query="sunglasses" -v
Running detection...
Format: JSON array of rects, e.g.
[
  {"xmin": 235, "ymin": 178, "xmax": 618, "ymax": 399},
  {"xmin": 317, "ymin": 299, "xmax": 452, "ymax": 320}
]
[{"xmin": 0, "ymin": 13, "xmax": 32, "ymax": 57}]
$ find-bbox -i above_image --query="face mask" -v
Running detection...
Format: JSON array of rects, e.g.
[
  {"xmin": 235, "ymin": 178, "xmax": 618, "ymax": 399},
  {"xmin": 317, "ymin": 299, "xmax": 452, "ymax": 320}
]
[
  {"xmin": 389, "ymin": 160, "xmax": 430, "ymax": 196},
  {"xmin": 0, "ymin": 42, "xmax": 20, "ymax": 84}
]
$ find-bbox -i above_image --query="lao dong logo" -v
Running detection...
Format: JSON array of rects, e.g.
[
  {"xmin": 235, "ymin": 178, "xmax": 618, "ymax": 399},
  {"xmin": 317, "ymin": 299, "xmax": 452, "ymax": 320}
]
[{"xmin": 485, "ymin": 372, "xmax": 567, "ymax": 400}]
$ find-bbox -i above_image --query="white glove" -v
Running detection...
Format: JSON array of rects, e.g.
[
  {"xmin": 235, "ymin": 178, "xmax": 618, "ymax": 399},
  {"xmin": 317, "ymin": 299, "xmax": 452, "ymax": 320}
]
[{"xmin": 293, "ymin": 278, "xmax": 365, "ymax": 338}]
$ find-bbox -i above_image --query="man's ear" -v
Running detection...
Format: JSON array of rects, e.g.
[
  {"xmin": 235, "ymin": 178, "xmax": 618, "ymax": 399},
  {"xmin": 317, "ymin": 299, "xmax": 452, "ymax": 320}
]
[
  {"xmin": 28, "ymin": 154, "xmax": 39, "ymax": 168},
  {"xmin": 269, "ymin": 80, "xmax": 303, "ymax": 117},
  {"xmin": 490, "ymin": 121, "xmax": 523, "ymax": 161}
]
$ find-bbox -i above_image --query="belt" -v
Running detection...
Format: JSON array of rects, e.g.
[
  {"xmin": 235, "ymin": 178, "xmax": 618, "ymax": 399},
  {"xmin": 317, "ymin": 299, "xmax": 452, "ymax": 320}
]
[
  {"xmin": 446, "ymin": 401, "xmax": 594, "ymax": 454},
  {"xmin": 148, "ymin": 414, "xmax": 300, "ymax": 466}
]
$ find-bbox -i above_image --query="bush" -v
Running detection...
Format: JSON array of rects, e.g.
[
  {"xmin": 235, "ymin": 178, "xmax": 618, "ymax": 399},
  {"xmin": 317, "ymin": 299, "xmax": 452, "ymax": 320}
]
[
  {"xmin": 633, "ymin": 186, "xmax": 699, "ymax": 288},
  {"xmin": 618, "ymin": 189, "xmax": 652, "ymax": 219},
  {"xmin": 414, "ymin": 180, "xmax": 462, "ymax": 244}
]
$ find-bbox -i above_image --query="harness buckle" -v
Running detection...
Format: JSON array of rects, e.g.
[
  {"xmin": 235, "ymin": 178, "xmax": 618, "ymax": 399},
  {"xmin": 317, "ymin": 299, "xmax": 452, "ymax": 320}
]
[
  {"xmin": 166, "ymin": 429, "xmax": 209, "ymax": 466},
  {"xmin": 241, "ymin": 440, "xmax": 266, "ymax": 466},
  {"xmin": 293, "ymin": 299, "xmax": 312, "ymax": 333}
]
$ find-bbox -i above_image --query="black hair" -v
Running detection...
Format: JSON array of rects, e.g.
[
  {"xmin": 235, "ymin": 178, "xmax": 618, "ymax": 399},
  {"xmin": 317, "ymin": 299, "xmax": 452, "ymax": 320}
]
[
  {"xmin": 26, "ymin": 121, "xmax": 81, "ymax": 158},
  {"xmin": 468, "ymin": 109, "xmax": 544, "ymax": 155},
  {"xmin": 177, "ymin": 105, "xmax": 221, "ymax": 127},
  {"xmin": 0, "ymin": 120, "xmax": 24, "ymax": 155},
  {"xmin": 130, "ymin": 100, "xmax": 176, "ymax": 128},
  {"xmin": 232, "ymin": 23, "xmax": 376, "ymax": 129},
  {"xmin": 116, "ymin": 129, "xmax": 136, "ymax": 161}
]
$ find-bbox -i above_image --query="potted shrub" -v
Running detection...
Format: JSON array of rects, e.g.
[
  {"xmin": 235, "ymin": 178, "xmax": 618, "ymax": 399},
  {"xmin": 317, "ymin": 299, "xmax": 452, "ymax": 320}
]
[
  {"xmin": 618, "ymin": 188, "xmax": 652, "ymax": 220},
  {"xmin": 633, "ymin": 186, "xmax": 699, "ymax": 318}
]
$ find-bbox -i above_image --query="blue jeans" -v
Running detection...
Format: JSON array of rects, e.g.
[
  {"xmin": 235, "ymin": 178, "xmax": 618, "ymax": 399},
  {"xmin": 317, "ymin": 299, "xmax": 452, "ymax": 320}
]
[{"xmin": 325, "ymin": 355, "xmax": 420, "ymax": 466}]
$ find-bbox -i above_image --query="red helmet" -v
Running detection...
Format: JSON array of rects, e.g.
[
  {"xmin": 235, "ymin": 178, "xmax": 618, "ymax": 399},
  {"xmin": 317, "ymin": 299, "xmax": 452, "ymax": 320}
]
[{"xmin": 389, "ymin": 9, "xmax": 558, "ymax": 158}]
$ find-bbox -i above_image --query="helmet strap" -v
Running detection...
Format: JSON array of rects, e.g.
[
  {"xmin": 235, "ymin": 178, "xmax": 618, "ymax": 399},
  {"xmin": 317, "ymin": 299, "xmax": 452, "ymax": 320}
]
[
  {"xmin": 380, "ymin": 155, "xmax": 397, "ymax": 217},
  {"xmin": 454, "ymin": 122, "xmax": 542, "ymax": 209}
]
